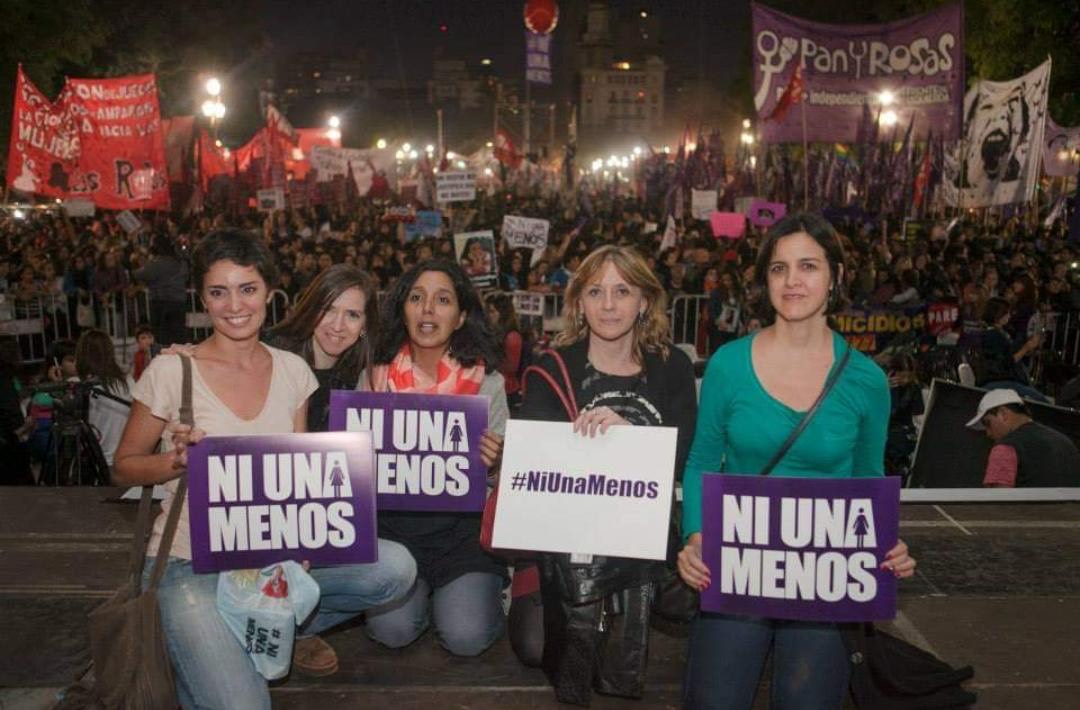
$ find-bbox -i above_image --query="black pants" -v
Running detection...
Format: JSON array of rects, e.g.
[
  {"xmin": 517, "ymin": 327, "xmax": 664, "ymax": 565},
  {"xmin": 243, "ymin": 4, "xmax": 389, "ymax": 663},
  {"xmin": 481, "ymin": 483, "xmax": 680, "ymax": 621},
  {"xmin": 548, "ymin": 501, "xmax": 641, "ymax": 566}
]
[{"xmin": 151, "ymin": 300, "xmax": 187, "ymax": 348}]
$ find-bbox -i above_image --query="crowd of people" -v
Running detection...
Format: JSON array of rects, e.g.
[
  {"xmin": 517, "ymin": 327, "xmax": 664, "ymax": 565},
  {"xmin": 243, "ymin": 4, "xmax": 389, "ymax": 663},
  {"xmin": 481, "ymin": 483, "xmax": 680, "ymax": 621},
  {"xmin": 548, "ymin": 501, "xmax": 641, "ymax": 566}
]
[{"xmin": 3, "ymin": 190, "xmax": 1078, "ymax": 707}]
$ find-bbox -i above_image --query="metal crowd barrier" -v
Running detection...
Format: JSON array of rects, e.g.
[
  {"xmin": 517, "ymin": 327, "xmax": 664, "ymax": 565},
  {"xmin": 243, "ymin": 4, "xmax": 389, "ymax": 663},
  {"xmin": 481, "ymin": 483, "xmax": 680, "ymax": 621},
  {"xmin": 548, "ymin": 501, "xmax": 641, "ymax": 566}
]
[
  {"xmin": 1047, "ymin": 311, "xmax": 1080, "ymax": 367},
  {"xmin": 669, "ymin": 294, "xmax": 710, "ymax": 358},
  {"xmin": 0, "ymin": 294, "xmax": 75, "ymax": 364}
]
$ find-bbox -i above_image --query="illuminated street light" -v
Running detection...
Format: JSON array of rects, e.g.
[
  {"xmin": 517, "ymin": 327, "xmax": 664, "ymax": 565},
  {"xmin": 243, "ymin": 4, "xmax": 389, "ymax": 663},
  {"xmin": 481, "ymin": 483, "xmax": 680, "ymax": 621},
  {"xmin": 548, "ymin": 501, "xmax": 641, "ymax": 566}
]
[
  {"xmin": 201, "ymin": 99, "xmax": 226, "ymax": 120},
  {"xmin": 425, "ymin": 144, "xmax": 435, "ymax": 154},
  {"xmin": 376, "ymin": 138, "xmax": 387, "ymax": 149},
  {"xmin": 205, "ymin": 77, "xmax": 221, "ymax": 97},
  {"xmin": 880, "ymin": 109, "xmax": 899, "ymax": 127},
  {"xmin": 740, "ymin": 132, "xmax": 755, "ymax": 145},
  {"xmin": 12, "ymin": 208, "xmax": 25, "ymax": 220},
  {"xmin": 410, "ymin": 150, "xmax": 419, "ymax": 160},
  {"xmin": 402, "ymin": 142, "xmax": 412, "ymax": 153},
  {"xmin": 633, "ymin": 146, "xmax": 643, "ymax": 156},
  {"xmin": 327, "ymin": 128, "xmax": 341, "ymax": 142},
  {"xmin": 485, "ymin": 141, "xmax": 493, "ymax": 148},
  {"xmin": 328, "ymin": 115, "xmax": 341, "ymax": 129},
  {"xmin": 742, "ymin": 118, "xmax": 752, "ymax": 129},
  {"xmin": 481, "ymin": 58, "xmax": 492, "ymax": 66},
  {"xmin": 395, "ymin": 149, "xmax": 405, "ymax": 160},
  {"xmin": 878, "ymin": 90, "xmax": 895, "ymax": 106},
  {"xmin": 483, "ymin": 167, "xmax": 494, "ymax": 176}
]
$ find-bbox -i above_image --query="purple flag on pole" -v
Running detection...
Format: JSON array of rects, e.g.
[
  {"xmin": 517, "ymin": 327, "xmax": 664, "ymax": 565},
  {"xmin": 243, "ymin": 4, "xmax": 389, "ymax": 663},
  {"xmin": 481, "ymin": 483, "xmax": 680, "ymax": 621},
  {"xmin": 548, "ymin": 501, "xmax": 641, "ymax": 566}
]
[
  {"xmin": 329, "ymin": 390, "xmax": 490, "ymax": 513},
  {"xmin": 752, "ymin": 2, "xmax": 964, "ymax": 143},
  {"xmin": 526, "ymin": 31, "xmax": 553, "ymax": 85},
  {"xmin": 187, "ymin": 432, "xmax": 378, "ymax": 573},
  {"xmin": 701, "ymin": 474, "xmax": 900, "ymax": 622}
]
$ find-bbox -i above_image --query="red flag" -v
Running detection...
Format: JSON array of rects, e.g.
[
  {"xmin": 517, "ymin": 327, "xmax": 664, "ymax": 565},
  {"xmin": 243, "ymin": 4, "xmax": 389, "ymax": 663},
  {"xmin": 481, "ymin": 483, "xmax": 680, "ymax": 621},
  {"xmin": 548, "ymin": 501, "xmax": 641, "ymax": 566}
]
[
  {"xmin": 494, "ymin": 129, "xmax": 522, "ymax": 169},
  {"xmin": 198, "ymin": 129, "xmax": 232, "ymax": 192},
  {"xmin": 266, "ymin": 104, "xmax": 298, "ymax": 144},
  {"xmin": 913, "ymin": 132, "xmax": 933, "ymax": 211},
  {"xmin": 765, "ymin": 64, "xmax": 804, "ymax": 122}
]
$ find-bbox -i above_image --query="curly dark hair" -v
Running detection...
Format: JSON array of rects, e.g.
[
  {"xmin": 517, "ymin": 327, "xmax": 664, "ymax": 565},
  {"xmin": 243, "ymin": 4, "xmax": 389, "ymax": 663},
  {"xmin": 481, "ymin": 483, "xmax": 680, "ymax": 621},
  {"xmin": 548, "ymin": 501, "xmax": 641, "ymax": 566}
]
[{"xmin": 373, "ymin": 259, "xmax": 502, "ymax": 369}]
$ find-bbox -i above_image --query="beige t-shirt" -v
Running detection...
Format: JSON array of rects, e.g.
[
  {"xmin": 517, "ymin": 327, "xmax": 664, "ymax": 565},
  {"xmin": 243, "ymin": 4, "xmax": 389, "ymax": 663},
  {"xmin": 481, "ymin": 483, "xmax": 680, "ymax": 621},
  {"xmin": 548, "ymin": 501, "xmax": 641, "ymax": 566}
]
[{"xmin": 132, "ymin": 347, "xmax": 319, "ymax": 560}]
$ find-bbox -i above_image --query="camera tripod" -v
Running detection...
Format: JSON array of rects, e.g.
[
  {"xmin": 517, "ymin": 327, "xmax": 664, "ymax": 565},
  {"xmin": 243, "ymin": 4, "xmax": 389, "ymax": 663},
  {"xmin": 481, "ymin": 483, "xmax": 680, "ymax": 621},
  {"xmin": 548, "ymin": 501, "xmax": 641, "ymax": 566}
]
[{"xmin": 42, "ymin": 385, "xmax": 126, "ymax": 487}]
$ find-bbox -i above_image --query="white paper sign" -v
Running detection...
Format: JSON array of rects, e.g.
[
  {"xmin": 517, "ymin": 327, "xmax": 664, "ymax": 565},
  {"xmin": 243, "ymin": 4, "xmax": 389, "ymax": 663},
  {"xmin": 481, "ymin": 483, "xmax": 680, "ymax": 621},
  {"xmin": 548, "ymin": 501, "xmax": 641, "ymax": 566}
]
[
  {"xmin": 61, "ymin": 200, "xmax": 95, "ymax": 218},
  {"xmin": 256, "ymin": 188, "xmax": 286, "ymax": 212},
  {"xmin": 436, "ymin": 171, "xmax": 477, "ymax": 202},
  {"xmin": 116, "ymin": 210, "xmax": 143, "ymax": 234},
  {"xmin": 310, "ymin": 146, "xmax": 396, "ymax": 195},
  {"xmin": 691, "ymin": 189, "xmax": 717, "ymax": 221},
  {"xmin": 492, "ymin": 420, "xmax": 677, "ymax": 560},
  {"xmin": 511, "ymin": 291, "xmax": 544, "ymax": 317},
  {"xmin": 501, "ymin": 215, "xmax": 550, "ymax": 251}
]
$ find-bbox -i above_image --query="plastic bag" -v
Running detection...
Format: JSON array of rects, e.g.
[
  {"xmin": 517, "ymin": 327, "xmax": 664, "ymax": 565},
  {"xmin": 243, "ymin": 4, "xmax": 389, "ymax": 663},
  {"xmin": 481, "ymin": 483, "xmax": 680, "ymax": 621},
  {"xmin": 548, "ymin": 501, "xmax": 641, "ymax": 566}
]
[{"xmin": 215, "ymin": 561, "xmax": 321, "ymax": 680}]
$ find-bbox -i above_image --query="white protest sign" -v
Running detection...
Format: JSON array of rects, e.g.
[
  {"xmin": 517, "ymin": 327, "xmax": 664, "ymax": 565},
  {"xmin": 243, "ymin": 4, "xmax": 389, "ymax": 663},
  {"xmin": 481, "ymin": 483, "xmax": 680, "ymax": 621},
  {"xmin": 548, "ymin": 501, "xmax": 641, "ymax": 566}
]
[
  {"xmin": 310, "ymin": 146, "xmax": 396, "ymax": 195},
  {"xmin": 257, "ymin": 188, "xmax": 286, "ymax": 212},
  {"xmin": 511, "ymin": 291, "xmax": 544, "ymax": 317},
  {"xmin": 116, "ymin": 210, "xmax": 143, "ymax": 234},
  {"xmin": 436, "ymin": 171, "xmax": 477, "ymax": 202},
  {"xmin": 691, "ymin": 189, "xmax": 717, "ymax": 221},
  {"xmin": 501, "ymin": 215, "xmax": 550, "ymax": 251},
  {"xmin": 61, "ymin": 200, "xmax": 95, "ymax": 218},
  {"xmin": 493, "ymin": 420, "xmax": 677, "ymax": 559}
]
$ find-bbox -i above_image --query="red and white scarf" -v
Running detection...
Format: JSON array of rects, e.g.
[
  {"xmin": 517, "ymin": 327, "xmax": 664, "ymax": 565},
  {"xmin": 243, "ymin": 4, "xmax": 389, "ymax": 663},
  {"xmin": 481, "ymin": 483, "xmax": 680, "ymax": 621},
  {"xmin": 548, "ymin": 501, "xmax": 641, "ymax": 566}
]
[{"xmin": 369, "ymin": 344, "xmax": 485, "ymax": 395}]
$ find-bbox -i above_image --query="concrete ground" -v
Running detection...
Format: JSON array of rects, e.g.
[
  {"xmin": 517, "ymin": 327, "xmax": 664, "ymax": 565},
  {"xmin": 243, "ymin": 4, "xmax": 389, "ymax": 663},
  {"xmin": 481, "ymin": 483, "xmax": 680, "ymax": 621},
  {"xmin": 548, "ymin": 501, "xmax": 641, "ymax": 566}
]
[{"xmin": 1, "ymin": 488, "xmax": 1078, "ymax": 709}]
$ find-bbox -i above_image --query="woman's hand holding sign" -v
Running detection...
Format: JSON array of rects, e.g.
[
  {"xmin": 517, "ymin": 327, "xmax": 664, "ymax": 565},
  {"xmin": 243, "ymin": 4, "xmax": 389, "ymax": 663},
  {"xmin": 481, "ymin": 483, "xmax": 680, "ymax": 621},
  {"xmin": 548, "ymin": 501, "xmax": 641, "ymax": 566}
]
[
  {"xmin": 167, "ymin": 420, "xmax": 205, "ymax": 470},
  {"xmin": 677, "ymin": 533, "xmax": 711, "ymax": 591},
  {"xmin": 479, "ymin": 430, "xmax": 504, "ymax": 469},
  {"xmin": 573, "ymin": 406, "xmax": 629, "ymax": 437},
  {"xmin": 882, "ymin": 539, "xmax": 916, "ymax": 579}
]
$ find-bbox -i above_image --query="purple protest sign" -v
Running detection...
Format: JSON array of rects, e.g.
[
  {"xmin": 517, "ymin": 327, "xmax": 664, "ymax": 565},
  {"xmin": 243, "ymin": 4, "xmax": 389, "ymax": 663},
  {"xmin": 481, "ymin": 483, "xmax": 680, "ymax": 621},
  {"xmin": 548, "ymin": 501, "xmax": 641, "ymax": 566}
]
[
  {"xmin": 329, "ymin": 390, "xmax": 489, "ymax": 513},
  {"xmin": 187, "ymin": 432, "xmax": 378, "ymax": 573},
  {"xmin": 748, "ymin": 200, "xmax": 787, "ymax": 227},
  {"xmin": 1043, "ymin": 117, "xmax": 1080, "ymax": 178},
  {"xmin": 526, "ymin": 31, "xmax": 553, "ymax": 85},
  {"xmin": 752, "ymin": 2, "xmax": 963, "ymax": 143},
  {"xmin": 701, "ymin": 474, "xmax": 900, "ymax": 622}
]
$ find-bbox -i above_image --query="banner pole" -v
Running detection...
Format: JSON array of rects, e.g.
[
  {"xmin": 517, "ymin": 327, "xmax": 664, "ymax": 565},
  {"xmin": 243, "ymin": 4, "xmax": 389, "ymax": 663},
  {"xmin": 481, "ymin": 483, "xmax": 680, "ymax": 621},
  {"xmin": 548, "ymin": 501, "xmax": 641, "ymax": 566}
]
[{"xmin": 801, "ymin": 97, "xmax": 809, "ymax": 211}]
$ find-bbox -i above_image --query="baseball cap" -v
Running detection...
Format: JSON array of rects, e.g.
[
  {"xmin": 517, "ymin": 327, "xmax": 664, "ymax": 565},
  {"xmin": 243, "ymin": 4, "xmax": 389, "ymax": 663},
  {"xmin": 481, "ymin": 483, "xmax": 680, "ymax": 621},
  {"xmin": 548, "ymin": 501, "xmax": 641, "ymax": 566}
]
[{"xmin": 966, "ymin": 389, "xmax": 1024, "ymax": 429}]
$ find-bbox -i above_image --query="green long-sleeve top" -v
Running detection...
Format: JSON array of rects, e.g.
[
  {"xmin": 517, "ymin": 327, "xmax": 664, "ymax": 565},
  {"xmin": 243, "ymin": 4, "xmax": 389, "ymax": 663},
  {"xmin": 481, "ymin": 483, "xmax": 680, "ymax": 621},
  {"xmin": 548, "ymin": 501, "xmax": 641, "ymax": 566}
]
[{"xmin": 682, "ymin": 331, "xmax": 889, "ymax": 540}]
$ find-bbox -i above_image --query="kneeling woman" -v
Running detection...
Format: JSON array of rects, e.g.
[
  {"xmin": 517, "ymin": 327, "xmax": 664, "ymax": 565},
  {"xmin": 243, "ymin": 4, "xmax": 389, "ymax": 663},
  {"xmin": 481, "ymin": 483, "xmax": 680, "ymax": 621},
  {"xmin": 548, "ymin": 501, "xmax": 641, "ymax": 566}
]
[
  {"xmin": 361, "ymin": 259, "xmax": 509, "ymax": 656},
  {"xmin": 516, "ymin": 245, "xmax": 698, "ymax": 705},
  {"xmin": 113, "ymin": 231, "xmax": 416, "ymax": 709}
]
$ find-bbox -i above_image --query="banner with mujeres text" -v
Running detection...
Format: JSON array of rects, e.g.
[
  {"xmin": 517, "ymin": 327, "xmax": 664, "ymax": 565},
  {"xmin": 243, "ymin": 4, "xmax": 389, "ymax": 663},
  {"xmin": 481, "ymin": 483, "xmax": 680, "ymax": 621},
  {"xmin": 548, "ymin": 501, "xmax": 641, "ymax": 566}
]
[{"xmin": 701, "ymin": 474, "xmax": 900, "ymax": 622}]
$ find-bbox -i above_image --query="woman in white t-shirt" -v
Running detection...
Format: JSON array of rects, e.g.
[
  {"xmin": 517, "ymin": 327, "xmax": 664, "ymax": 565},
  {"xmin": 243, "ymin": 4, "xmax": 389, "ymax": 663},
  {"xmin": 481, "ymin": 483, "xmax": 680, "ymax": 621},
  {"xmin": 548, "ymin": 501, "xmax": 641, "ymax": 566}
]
[{"xmin": 113, "ymin": 230, "xmax": 415, "ymax": 709}]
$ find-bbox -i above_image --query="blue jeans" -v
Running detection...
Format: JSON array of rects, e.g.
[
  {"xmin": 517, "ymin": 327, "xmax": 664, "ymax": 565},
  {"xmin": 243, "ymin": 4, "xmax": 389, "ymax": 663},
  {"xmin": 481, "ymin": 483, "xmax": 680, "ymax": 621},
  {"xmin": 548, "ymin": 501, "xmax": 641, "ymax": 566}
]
[
  {"xmin": 144, "ymin": 539, "xmax": 416, "ymax": 710},
  {"xmin": 683, "ymin": 613, "xmax": 850, "ymax": 710},
  {"xmin": 365, "ymin": 572, "xmax": 505, "ymax": 656}
]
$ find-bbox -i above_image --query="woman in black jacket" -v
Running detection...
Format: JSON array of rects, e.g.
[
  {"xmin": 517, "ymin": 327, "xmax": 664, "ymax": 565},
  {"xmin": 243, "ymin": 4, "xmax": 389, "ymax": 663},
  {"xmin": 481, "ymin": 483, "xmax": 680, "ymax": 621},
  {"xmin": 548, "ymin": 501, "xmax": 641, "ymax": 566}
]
[{"xmin": 513, "ymin": 244, "xmax": 698, "ymax": 706}]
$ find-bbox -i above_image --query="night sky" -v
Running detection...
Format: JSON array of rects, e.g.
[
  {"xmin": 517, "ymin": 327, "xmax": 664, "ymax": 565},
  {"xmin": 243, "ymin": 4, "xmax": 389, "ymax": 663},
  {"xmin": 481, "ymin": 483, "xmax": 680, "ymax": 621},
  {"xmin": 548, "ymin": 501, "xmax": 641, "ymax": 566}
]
[{"xmin": 260, "ymin": 1, "xmax": 749, "ymax": 92}]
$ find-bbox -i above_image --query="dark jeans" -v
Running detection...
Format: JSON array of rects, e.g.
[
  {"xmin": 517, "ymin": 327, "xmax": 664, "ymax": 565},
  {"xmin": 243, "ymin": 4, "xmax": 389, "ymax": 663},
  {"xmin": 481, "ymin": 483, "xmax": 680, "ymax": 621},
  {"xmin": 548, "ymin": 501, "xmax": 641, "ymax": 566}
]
[{"xmin": 683, "ymin": 613, "xmax": 849, "ymax": 710}]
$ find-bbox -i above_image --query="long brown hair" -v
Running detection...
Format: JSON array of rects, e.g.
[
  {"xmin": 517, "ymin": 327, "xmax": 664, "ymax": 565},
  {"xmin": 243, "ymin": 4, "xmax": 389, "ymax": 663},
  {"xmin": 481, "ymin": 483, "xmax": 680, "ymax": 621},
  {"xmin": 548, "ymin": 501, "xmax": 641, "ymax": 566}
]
[
  {"xmin": 556, "ymin": 245, "xmax": 670, "ymax": 361},
  {"xmin": 75, "ymin": 329, "xmax": 127, "ymax": 393},
  {"xmin": 268, "ymin": 265, "xmax": 378, "ymax": 387}
]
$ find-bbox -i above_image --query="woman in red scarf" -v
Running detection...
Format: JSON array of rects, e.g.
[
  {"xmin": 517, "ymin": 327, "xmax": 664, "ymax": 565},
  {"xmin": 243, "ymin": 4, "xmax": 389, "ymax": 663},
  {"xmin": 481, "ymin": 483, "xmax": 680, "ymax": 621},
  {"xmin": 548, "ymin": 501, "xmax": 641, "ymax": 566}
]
[{"xmin": 360, "ymin": 260, "xmax": 508, "ymax": 656}]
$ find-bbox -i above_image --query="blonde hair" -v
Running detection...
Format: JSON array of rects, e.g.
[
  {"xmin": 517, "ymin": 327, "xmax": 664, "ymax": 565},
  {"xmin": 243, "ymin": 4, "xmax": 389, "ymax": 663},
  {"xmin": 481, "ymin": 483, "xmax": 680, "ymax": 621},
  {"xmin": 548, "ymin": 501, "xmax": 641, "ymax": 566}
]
[{"xmin": 555, "ymin": 245, "xmax": 670, "ymax": 361}]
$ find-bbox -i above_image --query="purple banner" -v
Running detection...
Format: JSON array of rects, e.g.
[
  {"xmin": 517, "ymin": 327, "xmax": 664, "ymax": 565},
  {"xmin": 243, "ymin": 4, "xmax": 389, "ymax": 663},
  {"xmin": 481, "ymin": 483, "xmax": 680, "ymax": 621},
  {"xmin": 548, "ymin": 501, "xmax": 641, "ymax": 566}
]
[
  {"xmin": 187, "ymin": 432, "xmax": 378, "ymax": 573},
  {"xmin": 753, "ymin": 2, "xmax": 963, "ymax": 143},
  {"xmin": 526, "ymin": 31, "xmax": 552, "ymax": 85},
  {"xmin": 329, "ymin": 390, "xmax": 489, "ymax": 512},
  {"xmin": 701, "ymin": 474, "xmax": 900, "ymax": 622},
  {"xmin": 748, "ymin": 199, "xmax": 787, "ymax": 227}
]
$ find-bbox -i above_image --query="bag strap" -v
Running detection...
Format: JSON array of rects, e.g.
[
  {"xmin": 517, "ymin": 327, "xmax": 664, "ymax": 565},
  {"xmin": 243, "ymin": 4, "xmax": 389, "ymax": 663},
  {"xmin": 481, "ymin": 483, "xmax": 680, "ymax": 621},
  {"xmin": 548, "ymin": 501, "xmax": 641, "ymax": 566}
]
[
  {"xmin": 147, "ymin": 354, "xmax": 194, "ymax": 589},
  {"xmin": 521, "ymin": 348, "xmax": 579, "ymax": 420},
  {"xmin": 760, "ymin": 344, "xmax": 851, "ymax": 477}
]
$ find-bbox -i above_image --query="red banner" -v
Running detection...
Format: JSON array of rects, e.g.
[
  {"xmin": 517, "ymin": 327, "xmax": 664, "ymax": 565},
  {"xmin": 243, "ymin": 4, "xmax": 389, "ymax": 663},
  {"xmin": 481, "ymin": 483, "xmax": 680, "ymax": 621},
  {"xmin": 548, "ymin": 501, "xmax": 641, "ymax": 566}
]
[
  {"xmin": 6, "ymin": 68, "xmax": 170, "ymax": 210},
  {"xmin": 63, "ymin": 74, "xmax": 170, "ymax": 210},
  {"xmin": 6, "ymin": 67, "xmax": 80, "ymax": 198}
]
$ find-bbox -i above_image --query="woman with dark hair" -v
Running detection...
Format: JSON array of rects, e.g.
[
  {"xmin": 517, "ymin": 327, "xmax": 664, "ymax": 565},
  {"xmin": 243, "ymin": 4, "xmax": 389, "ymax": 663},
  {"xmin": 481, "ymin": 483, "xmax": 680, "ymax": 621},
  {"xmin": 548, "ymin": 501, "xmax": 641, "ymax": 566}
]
[
  {"xmin": 361, "ymin": 259, "xmax": 509, "ymax": 657},
  {"xmin": 975, "ymin": 296, "xmax": 1045, "ymax": 400},
  {"xmin": 678, "ymin": 213, "xmax": 915, "ymax": 710},
  {"xmin": 268, "ymin": 264, "xmax": 379, "ymax": 432},
  {"xmin": 514, "ymin": 244, "xmax": 698, "ymax": 705},
  {"xmin": 133, "ymin": 233, "xmax": 189, "ymax": 347},
  {"xmin": 113, "ymin": 230, "xmax": 415, "ymax": 707},
  {"xmin": 75, "ymin": 328, "xmax": 134, "ymax": 467},
  {"xmin": 485, "ymin": 292, "xmax": 525, "ymax": 408}
]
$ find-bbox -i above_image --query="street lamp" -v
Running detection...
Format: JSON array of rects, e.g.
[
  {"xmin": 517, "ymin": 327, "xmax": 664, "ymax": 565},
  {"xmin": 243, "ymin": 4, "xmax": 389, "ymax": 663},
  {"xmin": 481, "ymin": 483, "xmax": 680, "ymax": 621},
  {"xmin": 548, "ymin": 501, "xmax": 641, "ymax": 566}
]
[
  {"xmin": 327, "ymin": 115, "xmax": 341, "ymax": 144},
  {"xmin": 206, "ymin": 77, "xmax": 221, "ymax": 97},
  {"xmin": 880, "ymin": 109, "xmax": 899, "ymax": 127},
  {"xmin": 402, "ymin": 142, "xmax": 412, "ymax": 153},
  {"xmin": 878, "ymin": 90, "xmax": 895, "ymax": 106},
  {"xmin": 201, "ymin": 77, "xmax": 226, "ymax": 139},
  {"xmin": 376, "ymin": 138, "xmax": 387, "ymax": 150}
]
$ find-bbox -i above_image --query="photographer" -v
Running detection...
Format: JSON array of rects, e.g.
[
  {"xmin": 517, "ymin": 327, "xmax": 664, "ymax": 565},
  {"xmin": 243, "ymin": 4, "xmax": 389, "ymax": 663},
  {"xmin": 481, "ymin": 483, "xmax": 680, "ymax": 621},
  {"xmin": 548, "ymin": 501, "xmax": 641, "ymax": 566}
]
[{"xmin": 75, "ymin": 329, "xmax": 133, "ymax": 467}]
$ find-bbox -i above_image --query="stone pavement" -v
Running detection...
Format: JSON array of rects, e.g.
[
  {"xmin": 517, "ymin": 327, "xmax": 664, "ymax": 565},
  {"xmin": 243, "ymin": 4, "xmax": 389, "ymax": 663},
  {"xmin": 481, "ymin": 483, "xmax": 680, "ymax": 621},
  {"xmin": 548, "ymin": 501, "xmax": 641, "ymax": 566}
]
[{"xmin": 1, "ymin": 488, "xmax": 1078, "ymax": 709}]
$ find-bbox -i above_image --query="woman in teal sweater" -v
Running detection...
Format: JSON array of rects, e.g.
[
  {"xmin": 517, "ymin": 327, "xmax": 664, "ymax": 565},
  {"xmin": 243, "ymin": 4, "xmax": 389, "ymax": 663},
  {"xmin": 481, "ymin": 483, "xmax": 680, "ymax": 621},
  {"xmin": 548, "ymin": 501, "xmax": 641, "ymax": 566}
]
[{"xmin": 677, "ymin": 213, "xmax": 915, "ymax": 710}]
